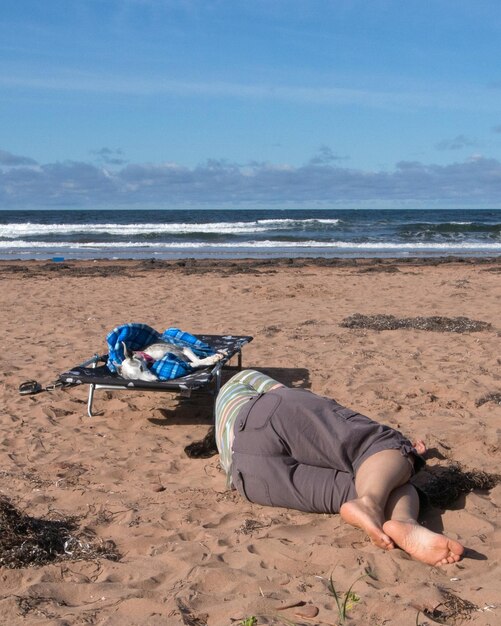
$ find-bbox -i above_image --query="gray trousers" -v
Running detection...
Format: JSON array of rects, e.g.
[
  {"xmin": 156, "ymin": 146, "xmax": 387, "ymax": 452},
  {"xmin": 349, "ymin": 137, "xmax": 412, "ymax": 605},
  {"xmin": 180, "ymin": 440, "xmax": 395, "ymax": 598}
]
[{"xmin": 231, "ymin": 387, "xmax": 423, "ymax": 514}]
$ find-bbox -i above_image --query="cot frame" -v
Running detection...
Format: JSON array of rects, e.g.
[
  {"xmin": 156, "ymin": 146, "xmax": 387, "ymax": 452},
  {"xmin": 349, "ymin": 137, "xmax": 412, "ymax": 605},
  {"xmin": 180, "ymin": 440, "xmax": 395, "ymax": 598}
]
[{"xmin": 58, "ymin": 335, "xmax": 252, "ymax": 417}]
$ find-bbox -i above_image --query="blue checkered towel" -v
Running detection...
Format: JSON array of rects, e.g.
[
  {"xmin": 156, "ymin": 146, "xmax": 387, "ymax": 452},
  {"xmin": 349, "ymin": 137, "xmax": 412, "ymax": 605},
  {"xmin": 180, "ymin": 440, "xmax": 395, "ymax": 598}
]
[{"xmin": 106, "ymin": 323, "xmax": 215, "ymax": 380}]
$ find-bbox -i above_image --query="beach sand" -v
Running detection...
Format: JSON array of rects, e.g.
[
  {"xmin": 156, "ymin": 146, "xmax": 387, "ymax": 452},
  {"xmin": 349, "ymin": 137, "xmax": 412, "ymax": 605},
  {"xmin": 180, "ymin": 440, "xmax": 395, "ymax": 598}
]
[{"xmin": 0, "ymin": 257, "xmax": 500, "ymax": 625}]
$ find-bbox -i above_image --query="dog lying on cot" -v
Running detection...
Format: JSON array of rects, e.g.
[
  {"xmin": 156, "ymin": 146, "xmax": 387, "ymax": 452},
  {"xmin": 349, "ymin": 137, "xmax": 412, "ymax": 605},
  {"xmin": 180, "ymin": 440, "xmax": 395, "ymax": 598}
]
[{"xmin": 118, "ymin": 341, "xmax": 227, "ymax": 381}]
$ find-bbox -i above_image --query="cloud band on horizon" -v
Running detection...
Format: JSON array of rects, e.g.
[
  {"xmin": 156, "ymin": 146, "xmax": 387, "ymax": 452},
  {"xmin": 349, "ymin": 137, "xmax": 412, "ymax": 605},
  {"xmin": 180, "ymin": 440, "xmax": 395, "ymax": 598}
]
[{"xmin": 1, "ymin": 149, "xmax": 501, "ymax": 209}]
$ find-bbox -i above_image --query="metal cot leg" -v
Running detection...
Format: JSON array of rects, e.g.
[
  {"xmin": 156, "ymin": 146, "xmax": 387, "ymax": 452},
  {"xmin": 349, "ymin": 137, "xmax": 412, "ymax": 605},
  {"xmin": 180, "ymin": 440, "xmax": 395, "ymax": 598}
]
[
  {"xmin": 212, "ymin": 368, "xmax": 222, "ymax": 422},
  {"xmin": 87, "ymin": 355, "xmax": 99, "ymax": 417},
  {"xmin": 87, "ymin": 384, "xmax": 96, "ymax": 417}
]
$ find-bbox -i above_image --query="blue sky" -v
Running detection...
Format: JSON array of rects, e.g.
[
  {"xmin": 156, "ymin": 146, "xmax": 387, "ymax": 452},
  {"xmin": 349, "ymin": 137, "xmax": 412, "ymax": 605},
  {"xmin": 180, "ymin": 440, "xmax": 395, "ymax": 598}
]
[{"xmin": 1, "ymin": 0, "xmax": 501, "ymax": 209}]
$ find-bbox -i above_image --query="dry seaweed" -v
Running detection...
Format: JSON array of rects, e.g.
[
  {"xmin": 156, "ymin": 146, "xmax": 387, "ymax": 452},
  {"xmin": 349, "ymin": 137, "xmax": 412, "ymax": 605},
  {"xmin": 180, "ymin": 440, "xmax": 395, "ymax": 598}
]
[
  {"xmin": 340, "ymin": 314, "xmax": 492, "ymax": 333},
  {"xmin": 2, "ymin": 257, "xmax": 500, "ymax": 280},
  {"xmin": 419, "ymin": 463, "xmax": 501, "ymax": 509},
  {"xmin": 0, "ymin": 496, "xmax": 120, "ymax": 568},
  {"xmin": 357, "ymin": 265, "xmax": 401, "ymax": 273},
  {"xmin": 176, "ymin": 598, "xmax": 208, "ymax": 626},
  {"xmin": 17, "ymin": 595, "xmax": 68, "ymax": 619},
  {"xmin": 235, "ymin": 519, "xmax": 268, "ymax": 535},
  {"xmin": 423, "ymin": 588, "xmax": 478, "ymax": 624},
  {"xmin": 184, "ymin": 426, "xmax": 218, "ymax": 458},
  {"xmin": 0, "ymin": 469, "xmax": 50, "ymax": 488},
  {"xmin": 475, "ymin": 391, "xmax": 501, "ymax": 407}
]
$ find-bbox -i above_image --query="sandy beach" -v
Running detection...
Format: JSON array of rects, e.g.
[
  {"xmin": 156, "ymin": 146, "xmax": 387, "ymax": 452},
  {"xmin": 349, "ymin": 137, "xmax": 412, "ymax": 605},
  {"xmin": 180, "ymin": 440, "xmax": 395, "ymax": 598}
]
[{"xmin": 0, "ymin": 257, "xmax": 500, "ymax": 626}]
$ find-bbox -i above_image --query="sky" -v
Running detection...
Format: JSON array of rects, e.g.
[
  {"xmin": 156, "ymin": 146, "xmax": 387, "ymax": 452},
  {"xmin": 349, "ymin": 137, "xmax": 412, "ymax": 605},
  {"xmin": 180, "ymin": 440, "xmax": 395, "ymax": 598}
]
[{"xmin": 1, "ymin": 0, "xmax": 501, "ymax": 210}]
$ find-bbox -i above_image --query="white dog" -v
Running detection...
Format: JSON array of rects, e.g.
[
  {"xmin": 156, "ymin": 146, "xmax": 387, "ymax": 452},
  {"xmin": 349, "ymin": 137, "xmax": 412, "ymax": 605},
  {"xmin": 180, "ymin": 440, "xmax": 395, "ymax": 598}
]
[{"xmin": 118, "ymin": 341, "xmax": 226, "ymax": 381}]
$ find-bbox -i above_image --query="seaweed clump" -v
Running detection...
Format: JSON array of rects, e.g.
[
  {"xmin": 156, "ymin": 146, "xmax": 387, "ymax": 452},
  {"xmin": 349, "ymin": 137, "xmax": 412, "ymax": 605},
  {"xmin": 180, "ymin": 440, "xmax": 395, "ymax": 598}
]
[
  {"xmin": 420, "ymin": 463, "xmax": 501, "ymax": 509},
  {"xmin": 184, "ymin": 425, "xmax": 218, "ymax": 458},
  {"xmin": 423, "ymin": 587, "xmax": 478, "ymax": 625},
  {"xmin": 176, "ymin": 598, "xmax": 208, "ymax": 626},
  {"xmin": 341, "ymin": 314, "xmax": 492, "ymax": 333},
  {"xmin": 476, "ymin": 391, "xmax": 501, "ymax": 407},
  {"xmin": 0, "ymin": 496, "xmax": 120, "ymax": 568}
]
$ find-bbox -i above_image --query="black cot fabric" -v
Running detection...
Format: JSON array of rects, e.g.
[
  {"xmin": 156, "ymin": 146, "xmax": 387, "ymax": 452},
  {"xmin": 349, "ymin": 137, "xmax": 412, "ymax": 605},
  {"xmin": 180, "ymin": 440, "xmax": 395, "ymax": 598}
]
[{"xmin": 59, "ymin": 335, "xmax": 253, "ymax": 390}]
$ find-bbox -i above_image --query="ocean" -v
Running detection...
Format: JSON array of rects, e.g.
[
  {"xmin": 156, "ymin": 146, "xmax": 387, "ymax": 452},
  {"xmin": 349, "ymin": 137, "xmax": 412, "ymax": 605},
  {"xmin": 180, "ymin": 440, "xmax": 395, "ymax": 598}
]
[{"xmin": 1, "ymin": 208, "xmax": 501, "ymax": 260}]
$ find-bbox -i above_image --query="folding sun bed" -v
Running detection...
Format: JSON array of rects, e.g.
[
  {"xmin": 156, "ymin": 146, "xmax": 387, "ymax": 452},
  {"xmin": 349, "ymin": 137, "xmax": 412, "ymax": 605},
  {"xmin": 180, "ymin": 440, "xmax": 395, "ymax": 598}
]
[{"xmin": 58, "ymin": 334, "xmax": 253, "ymax": 417}]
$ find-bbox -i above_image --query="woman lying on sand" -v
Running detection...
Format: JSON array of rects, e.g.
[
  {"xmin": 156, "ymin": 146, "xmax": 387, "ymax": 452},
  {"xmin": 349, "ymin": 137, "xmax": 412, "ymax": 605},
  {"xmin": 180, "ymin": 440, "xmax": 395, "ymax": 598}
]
[{"xmin": 215, "ymin": 370, "xmax": 464, "ymax": 567}]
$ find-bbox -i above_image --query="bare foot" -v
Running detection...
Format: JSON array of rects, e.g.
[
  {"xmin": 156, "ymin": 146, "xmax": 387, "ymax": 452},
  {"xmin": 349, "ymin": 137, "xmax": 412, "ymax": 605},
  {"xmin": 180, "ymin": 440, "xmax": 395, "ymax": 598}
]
[
  {"xmin": 413, "ymin": 440, "xmax": 427, "ymax": 455},
  {"xmin": 383, "ymin": 520, "xmax": 464, "ymax": 566},
  {"xmin": 340, "ymin": 497, "xmax": 394, "ymax": 550}
]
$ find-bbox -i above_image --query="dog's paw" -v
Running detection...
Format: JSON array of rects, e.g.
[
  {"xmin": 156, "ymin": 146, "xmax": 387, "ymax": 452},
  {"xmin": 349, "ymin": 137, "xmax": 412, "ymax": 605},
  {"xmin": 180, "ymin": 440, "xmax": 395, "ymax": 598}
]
[
  {"xmin": 201, "ymin": 353, "xmax": 225, "ymax": 366},
  {"xmin": 202, "ymin": 354, "xmax": 222, "ymax": 366}
]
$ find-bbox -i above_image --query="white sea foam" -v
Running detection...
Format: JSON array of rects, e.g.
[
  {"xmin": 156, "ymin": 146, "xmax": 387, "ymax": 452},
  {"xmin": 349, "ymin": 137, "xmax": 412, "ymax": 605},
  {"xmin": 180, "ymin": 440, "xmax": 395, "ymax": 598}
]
[
  {"xmin": 257, "ymin": 218, "xmax": 340, "ymax": 225},
  {"xmin": 0, "ymin": 222, "xmax": 266, "ymax": 237},
  {"xmin": 1, "ymin": 239, "xmax": 500, "ymax": 250},
  {"xmin": 0, "ymin": 218, "xmax": 339, "ymax": 238}
]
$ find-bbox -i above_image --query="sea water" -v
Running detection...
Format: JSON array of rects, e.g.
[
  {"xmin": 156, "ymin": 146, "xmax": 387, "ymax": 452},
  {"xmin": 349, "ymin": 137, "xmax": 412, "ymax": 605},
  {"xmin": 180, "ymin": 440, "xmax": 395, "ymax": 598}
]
[{"xmin": 0, "ymin": 208, "xmax": 500, "ymax": 260}]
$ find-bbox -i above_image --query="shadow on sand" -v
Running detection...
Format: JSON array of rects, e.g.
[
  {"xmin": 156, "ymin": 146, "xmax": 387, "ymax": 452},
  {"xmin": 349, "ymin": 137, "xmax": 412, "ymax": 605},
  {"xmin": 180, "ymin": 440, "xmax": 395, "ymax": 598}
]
[{"xmin": 148, "ymin": 366, "xmax": 310, "ymax": 427}]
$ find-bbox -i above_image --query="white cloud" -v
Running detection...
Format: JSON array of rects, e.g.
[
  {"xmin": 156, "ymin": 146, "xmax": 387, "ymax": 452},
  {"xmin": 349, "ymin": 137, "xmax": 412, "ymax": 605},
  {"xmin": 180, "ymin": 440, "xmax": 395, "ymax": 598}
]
[
  {"xmin": 0, "ymin": 149, "xmax": 37, "ymax": 166},
  {"xmin": 2, "ymin": 150, "xmax": 501, "ymax": 208},
  {"xmin": 91, "ymin": 147, "xmax": 127, "ymax": 166},
  {"xmin": 436, "ymin": 135, "xmax": 477, "ymax": 151},
  {"xmin": 308, "ymin": 145, "xmax": 346, "ymax": 165}
]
